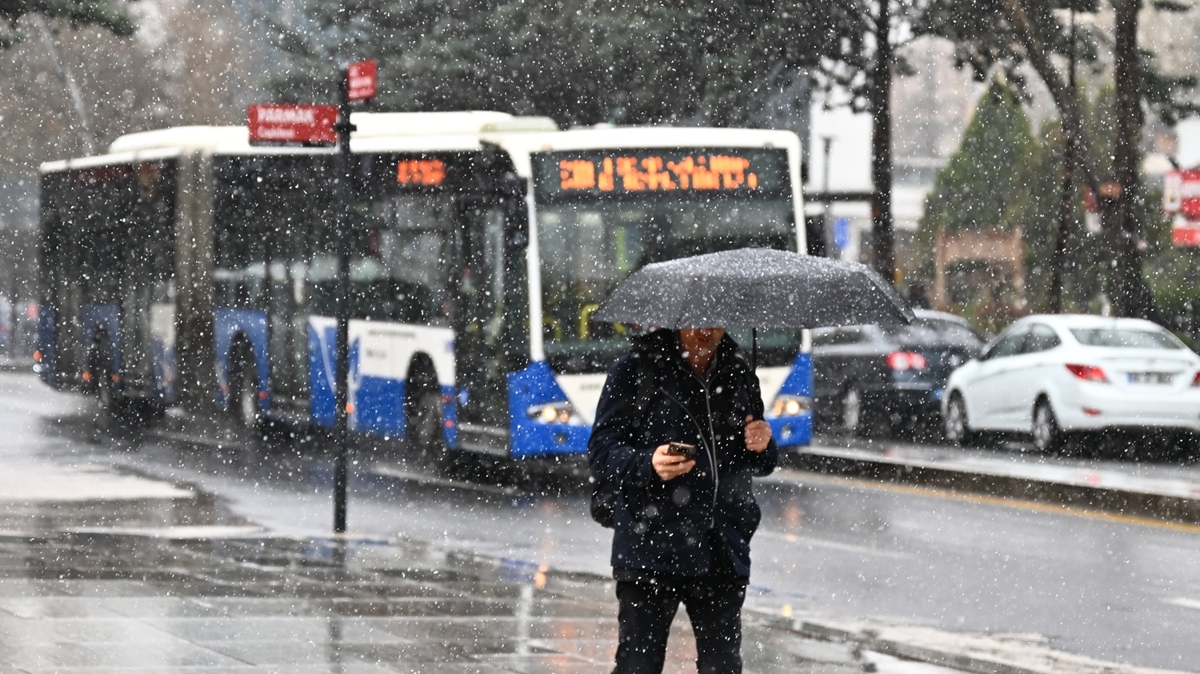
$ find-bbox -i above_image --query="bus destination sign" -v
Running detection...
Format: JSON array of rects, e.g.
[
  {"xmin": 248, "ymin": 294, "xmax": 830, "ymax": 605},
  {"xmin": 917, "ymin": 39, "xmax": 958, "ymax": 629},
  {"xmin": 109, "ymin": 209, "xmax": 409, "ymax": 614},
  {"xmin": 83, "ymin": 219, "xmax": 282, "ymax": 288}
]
[
  {"xmin": 536, "ymin": 149, "xmax": 788, "ymax": 198},
  {"xmin": 396, "ymin": 158, "xmax": 447, "ymax": 186}
]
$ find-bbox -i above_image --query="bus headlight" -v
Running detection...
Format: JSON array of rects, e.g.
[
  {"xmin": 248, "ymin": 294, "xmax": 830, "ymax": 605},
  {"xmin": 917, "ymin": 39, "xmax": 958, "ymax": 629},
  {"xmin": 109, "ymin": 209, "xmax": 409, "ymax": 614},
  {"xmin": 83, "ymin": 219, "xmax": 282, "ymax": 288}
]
[
  {"xmin": 769, "ymin": 395, "xmax": 811, "ymax": 418},
  {"xmin": 527, "ymin": 402, "xmax": 586, "ymax": 426}
]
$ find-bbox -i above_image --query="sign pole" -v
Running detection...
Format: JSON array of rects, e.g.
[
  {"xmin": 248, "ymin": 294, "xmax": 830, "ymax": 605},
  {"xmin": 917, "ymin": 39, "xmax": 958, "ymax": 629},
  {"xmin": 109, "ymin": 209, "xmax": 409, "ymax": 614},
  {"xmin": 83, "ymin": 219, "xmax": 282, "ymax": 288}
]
[
  {"xmin": 247, "ymin": 60, "xmax": 374, "ymax": 536},
  {"xmin": 332, "ymin": 66, "xmax": 355, "ymax": 534}
]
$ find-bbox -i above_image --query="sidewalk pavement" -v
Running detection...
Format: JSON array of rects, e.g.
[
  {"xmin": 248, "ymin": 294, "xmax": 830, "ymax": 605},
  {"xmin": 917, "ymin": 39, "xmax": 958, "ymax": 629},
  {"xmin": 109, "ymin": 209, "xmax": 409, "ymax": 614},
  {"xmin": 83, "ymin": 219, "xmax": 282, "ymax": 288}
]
[
  {"xmin": 794, "ymin": 439, "xmax": 1200, "ymax": 526},
  {"xmin": 2, "ymin": 451, "xmax": 1195, "ymax": 673},
  {"xmin": 0, "ymin": 459, "xmax": 945, "ymax": 674}
]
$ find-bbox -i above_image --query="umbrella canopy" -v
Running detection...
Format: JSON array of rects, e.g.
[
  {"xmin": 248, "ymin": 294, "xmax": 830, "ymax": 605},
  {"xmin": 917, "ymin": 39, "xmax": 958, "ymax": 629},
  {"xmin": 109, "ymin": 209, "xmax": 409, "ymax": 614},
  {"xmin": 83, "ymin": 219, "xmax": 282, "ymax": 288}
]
[{"xmin": 593, "ymin": 247, "xmax": 914, "ymax": 330}]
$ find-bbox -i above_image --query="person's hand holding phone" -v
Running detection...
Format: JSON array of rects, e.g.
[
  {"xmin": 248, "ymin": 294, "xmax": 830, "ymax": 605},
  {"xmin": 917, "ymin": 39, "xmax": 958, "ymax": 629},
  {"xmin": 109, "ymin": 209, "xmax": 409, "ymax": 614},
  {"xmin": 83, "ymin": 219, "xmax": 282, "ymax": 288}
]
[{"xmin": 653, "ymin": 442, "xmax": 696, "ymax": 481}]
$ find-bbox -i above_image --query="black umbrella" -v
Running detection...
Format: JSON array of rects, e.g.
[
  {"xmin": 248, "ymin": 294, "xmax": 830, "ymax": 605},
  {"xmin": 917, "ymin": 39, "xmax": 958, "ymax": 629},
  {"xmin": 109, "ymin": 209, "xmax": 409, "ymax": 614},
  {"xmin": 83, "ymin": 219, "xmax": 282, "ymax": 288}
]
[{"xmin": 593, "ymin": 247, "xmax": 915, "ymax": 366}]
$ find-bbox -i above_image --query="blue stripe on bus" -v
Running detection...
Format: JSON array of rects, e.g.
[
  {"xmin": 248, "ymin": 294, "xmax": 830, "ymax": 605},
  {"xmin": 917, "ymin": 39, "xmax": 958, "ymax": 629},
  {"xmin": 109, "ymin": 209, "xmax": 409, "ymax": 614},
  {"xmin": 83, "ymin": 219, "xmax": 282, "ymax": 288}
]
[
  {"xmin": 214, "ymin": 308, "xmax": 270, "ymax": 412},
  {"xmin": 768, "ymin": 352, "xmax": 813, "ymax": 448},
  {"xmin": 353, "ymin": 374, "xmax": 405, "ymax": 436},
  {"xmin": 508, "ymin": 360, "xmax": 590, "ymax": 458},
  {"xmin": 306, "ymin": 336, "xmax": 810, "ymax": 456},
  {"xmin": 307, "ymin": 324, "xmax": 456, "ymax": 447},
  {"xmin": 309, "ymin": 320, "xmax": 336, "ymax": 427}
]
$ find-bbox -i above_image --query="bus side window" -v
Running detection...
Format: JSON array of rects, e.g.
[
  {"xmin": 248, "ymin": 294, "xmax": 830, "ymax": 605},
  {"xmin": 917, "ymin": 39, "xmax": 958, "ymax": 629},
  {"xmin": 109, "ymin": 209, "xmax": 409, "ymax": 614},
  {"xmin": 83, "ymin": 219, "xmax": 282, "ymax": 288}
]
[{"xmin": 374, "ymin": 194, "xmax": 454, "ymax": 327}]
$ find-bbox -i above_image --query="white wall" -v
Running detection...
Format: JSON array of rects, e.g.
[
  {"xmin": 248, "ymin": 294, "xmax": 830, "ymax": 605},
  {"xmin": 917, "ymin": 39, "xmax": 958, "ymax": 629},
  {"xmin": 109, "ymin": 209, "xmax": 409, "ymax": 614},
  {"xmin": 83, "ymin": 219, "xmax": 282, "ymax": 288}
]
[{"xmin": 804, "ymin": 105, "xmax": 933, "ymax": 263}]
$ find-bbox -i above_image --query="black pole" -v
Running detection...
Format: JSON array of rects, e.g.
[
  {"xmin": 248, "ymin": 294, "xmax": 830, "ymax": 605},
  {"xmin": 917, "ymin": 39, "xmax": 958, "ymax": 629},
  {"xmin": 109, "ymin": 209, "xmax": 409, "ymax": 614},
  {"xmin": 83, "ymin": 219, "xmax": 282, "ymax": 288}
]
[{"xmin": 333, "ymin": 67, "xmax": 355, "ymax": 534}]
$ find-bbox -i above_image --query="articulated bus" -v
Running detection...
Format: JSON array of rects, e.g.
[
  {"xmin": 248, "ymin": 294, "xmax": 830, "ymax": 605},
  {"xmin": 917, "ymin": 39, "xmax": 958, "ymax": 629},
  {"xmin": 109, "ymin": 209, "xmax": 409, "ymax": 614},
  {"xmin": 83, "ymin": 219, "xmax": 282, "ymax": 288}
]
[{"xmin": 37, "ymin": 112, "xmax": 813, "ymax": 461}]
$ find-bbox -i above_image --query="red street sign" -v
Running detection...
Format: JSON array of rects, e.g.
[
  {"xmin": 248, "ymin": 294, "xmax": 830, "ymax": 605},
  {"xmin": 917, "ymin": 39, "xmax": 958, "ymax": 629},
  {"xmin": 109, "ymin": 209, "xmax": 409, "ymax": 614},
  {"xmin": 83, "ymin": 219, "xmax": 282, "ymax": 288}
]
[
  {"xmin": 347, "ymin": 60, "xmax": 377, "ymax": 102},
  {"xmin": 247, "ymin": 104, "xmax": 337, "ymax": 146},
  {"xmin": 1172, "ymin": 218, "xmax": 1200, "ymax": 246},
  {"xmin": 1171, "ymin": 223, "xmax": 1200, "ymax": 247},
  {"xmin": 1163, "ymin": 168, "xmax": 1200, "ymax": 220}
]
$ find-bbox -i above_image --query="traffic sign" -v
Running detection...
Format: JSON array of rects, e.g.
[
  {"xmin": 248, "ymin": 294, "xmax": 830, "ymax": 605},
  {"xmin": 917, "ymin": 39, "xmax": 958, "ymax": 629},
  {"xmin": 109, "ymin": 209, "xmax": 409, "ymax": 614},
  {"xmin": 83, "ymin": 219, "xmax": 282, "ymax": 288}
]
[
  {"xmin": 248, "ymin": 104, "xmax": 337, "ymax": 146},
  {"xmin": 1162, "ymin": 169, "xmax": 1200, "ymax": 246},
  {"xmin": 833, "ymin": 218, "xmax": 850, "ymax": 250},
  {"xmin": 347, "ymin": 60, "xmax": 377, "ymax": 103},
  {"xmin": 1163, "ymin": 168, "xmax": 1200, "ymax": 220},
  {"xmin": 1172, "ymin": 216, "xmax": 1200, "ymax": 246}
]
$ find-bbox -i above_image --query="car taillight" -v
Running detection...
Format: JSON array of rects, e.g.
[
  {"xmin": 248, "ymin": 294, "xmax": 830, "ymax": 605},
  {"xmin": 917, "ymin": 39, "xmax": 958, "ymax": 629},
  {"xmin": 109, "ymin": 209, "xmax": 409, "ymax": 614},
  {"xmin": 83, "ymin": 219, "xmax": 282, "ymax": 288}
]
[
  {"xmin": 1192, "ymin": 371, "xmax": 1200, "ymax": 387},
  {"xmin": 1066, "ymin": 364, "xmax": 1108, "ymax": 383},
  {"xmin": 887, "ymin": 351, "xmax": 928, "ymax": 371}
]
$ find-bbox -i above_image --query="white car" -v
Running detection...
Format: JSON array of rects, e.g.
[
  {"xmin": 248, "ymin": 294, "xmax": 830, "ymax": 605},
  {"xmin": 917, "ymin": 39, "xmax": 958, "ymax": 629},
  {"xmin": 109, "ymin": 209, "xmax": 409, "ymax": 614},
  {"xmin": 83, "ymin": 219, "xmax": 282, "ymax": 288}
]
[{"xmin": 942, "ymin": 314, "xmax": 1200, "ymax": 453}]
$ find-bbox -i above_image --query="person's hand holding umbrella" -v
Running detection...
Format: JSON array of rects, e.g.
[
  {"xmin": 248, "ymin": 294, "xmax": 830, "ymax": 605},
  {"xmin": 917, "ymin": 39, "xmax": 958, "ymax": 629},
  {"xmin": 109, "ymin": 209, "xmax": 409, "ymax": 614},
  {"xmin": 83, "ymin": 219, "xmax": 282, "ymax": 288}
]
[{"xmin": 744, "ymin": 416, "xmax": 772, "ymax": 453}]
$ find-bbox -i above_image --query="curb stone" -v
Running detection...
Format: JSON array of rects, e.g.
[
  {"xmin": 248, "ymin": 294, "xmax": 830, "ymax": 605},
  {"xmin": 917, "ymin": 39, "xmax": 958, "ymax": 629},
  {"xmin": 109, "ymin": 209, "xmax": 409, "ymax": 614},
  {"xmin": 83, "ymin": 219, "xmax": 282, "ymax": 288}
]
[
  {"xmin": 760, "ymin": 615, "xmax": 1189, "ymax": 674},
  {"xmin": 787, "ymin": 447, "xmax": 1200, "ymax": 526}
]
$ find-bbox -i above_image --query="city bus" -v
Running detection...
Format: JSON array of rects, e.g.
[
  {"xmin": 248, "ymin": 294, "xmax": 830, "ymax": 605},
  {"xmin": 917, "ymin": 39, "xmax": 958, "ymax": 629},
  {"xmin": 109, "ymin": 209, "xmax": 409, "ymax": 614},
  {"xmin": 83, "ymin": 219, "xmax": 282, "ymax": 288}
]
[{"xmin": 36, "ymin": 112, "xmax": 813, "ymax": 461}]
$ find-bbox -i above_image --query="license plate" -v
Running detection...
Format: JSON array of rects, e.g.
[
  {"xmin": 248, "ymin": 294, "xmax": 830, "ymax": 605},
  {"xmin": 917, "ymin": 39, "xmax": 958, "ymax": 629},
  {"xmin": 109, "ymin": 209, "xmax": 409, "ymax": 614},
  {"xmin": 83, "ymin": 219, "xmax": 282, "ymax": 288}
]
[{"xmin": 1127, "ymin": 371, "xmax": 1173, "ymax": 384}]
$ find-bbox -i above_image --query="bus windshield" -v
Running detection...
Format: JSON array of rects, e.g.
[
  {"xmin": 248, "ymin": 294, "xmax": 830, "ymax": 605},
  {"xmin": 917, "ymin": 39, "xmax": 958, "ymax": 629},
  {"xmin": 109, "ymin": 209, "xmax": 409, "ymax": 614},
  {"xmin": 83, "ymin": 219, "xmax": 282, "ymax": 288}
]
[{"xmin": 536, "ymin": 195, "xmax": 795, "ymax": 371}]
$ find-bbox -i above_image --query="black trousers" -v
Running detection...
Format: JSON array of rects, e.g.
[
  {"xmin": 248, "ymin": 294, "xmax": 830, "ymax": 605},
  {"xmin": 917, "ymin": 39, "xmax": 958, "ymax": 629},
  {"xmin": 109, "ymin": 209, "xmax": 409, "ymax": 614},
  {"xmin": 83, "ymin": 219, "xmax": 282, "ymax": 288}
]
[{"xmin": 613, "ymin": 575, "xmax": 747, "ymax": 674}]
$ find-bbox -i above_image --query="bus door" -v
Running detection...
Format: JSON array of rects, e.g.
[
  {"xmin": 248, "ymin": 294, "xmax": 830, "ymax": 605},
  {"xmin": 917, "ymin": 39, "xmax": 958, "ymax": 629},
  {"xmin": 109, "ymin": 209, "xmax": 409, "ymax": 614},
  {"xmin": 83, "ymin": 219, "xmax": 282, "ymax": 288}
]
[
  {"xmin": 119, "ymin": 163, "xmax": 176, "ymax": 401},
  {"xmin": 452, "ymin": 196, "xmax": 507, "ymax": 453},
  {"xmin": 451, "ymin": 172, "xmax": 529, "ymax": 456}
]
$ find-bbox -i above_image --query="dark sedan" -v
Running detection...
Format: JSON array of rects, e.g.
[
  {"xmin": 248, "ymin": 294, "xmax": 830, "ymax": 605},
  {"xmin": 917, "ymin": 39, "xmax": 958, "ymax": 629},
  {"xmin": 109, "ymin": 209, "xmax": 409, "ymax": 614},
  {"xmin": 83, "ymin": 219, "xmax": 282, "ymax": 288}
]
[{"xmin": 812, "ymin": 309, "xmax": 985, "ymax": 438}]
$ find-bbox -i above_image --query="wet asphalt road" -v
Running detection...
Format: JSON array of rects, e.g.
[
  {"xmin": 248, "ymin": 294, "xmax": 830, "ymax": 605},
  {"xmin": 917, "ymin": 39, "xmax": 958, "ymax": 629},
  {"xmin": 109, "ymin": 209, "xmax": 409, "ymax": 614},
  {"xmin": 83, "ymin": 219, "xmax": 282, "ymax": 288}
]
[{"xmin": 4, "ymin": 371, "xmax": 1200, "ymax": 671}]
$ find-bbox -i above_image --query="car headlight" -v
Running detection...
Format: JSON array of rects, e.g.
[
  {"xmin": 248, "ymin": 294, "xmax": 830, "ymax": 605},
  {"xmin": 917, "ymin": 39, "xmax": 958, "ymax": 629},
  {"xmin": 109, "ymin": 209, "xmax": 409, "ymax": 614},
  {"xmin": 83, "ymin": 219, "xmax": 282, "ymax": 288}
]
[
  {"xmin": 769, "ymin": 394, "xmax": 811, "ymax": 418},
  {"xmin": 526, "ymin": 402, "xmax": 587, "ymax": 426}
]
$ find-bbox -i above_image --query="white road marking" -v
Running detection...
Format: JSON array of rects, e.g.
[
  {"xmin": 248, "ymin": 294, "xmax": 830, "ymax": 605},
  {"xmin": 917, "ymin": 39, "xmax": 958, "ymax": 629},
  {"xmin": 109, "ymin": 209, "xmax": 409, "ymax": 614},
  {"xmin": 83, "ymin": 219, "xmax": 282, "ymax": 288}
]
[
  {"xmin": 757, "ymin": 529, "xmax": 912, "ymax": 559},
  {"xmin": 0, "ymin": 462, "xmax": 193, "ymax": 502}
]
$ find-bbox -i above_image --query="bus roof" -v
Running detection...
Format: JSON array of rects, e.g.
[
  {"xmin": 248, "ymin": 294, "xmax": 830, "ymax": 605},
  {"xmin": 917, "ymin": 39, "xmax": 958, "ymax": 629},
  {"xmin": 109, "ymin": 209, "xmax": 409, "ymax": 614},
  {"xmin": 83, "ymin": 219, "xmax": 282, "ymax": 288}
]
[
  {"xmin": 41, "ymin": 112, "xmax": 800, "ymax": 174},
  {"xmin": 100, "ymin": 112, "xmax": 557, "ymax": 155},
  {"xmin": 502, "ymin": 125, "xmax": 800, "ymax": 152}
]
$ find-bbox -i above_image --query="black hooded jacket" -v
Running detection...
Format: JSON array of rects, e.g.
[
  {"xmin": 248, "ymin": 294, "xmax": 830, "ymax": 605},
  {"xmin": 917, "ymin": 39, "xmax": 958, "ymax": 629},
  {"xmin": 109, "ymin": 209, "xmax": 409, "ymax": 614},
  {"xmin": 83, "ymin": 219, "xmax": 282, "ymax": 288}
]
[{"xmin": 588, "ymin": 329, "xmax": 778, "ymax": 579}]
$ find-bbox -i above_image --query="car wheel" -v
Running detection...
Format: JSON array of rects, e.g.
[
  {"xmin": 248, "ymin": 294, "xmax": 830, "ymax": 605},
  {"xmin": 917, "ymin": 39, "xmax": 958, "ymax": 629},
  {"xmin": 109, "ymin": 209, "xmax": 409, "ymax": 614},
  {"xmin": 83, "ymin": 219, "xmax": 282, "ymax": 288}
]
[
  {"xmin": 944, "ymin": 393, "xmax": 974, "ymax": 446},
  {"xmin": 1031, "ymin": 398, "xmax": 1063, "ymax": 453}
]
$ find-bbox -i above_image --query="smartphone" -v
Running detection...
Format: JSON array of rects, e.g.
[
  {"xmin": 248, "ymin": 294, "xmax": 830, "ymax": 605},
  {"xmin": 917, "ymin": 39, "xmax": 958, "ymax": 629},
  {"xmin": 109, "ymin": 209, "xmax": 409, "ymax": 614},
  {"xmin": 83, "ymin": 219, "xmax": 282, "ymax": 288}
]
[{"xmin": 666, "ymin": 441, "xmax": 697, "ymax": 460}]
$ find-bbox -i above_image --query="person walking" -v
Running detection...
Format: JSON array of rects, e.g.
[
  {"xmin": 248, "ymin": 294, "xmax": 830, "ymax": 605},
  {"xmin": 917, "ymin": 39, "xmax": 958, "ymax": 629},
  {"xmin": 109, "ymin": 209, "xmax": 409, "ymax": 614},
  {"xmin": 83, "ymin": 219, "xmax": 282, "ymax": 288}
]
[{"xmin": 588, "ymin": 326, "xmax": 777, "ymax": 674}]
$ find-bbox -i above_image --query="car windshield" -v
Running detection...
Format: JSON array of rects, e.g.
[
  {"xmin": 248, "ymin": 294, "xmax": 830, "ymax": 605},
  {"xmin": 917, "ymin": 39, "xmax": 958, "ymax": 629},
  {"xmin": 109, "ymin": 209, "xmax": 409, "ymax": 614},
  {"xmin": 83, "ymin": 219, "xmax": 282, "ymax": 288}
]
[
  {"xmin": 881, "ymin": 318, "xmax": 982, "ymax": 348},
  {"xmin": 1069, "ymin": 327, "xmax": 1184, "ymax": 350}
]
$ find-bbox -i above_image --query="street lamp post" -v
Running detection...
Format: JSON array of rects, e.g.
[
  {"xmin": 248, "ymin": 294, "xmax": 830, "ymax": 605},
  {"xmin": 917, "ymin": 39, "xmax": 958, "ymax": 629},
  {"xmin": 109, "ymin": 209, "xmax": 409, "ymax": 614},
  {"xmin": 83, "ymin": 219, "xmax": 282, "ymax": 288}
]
[
  {"xmin": 332, "ymin": 68, "xmax": 355, "ymax": 535},
  {"xmin": 821, "ymin": 135, "xmax": 836, "ymax": 258}
]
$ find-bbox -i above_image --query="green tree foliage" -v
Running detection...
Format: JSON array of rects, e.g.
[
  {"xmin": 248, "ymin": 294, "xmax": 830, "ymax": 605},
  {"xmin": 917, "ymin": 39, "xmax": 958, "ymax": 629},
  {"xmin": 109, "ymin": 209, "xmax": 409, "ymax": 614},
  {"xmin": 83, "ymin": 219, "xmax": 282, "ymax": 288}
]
[
  {"xmin": 0, "ymin": 0, "xmax": 136, "ymax": 49},
  {"xmin": 922, "ymin": 78, "xmax": 1043, "ymax": 237},
  {"xmin": 269, "ymin": 0, "xmax": 847, "ymax": 127},
  {"xmin": 918, "ymin": 78, "xmax": 1059, "ymax": 326},
  {"xmin": 918, "ymin": 0, "xmax": 1197, "ymax": 322},
  {"xmin": 921, "ymin": 79, "xmax": 1194, "ymax": 327}
]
